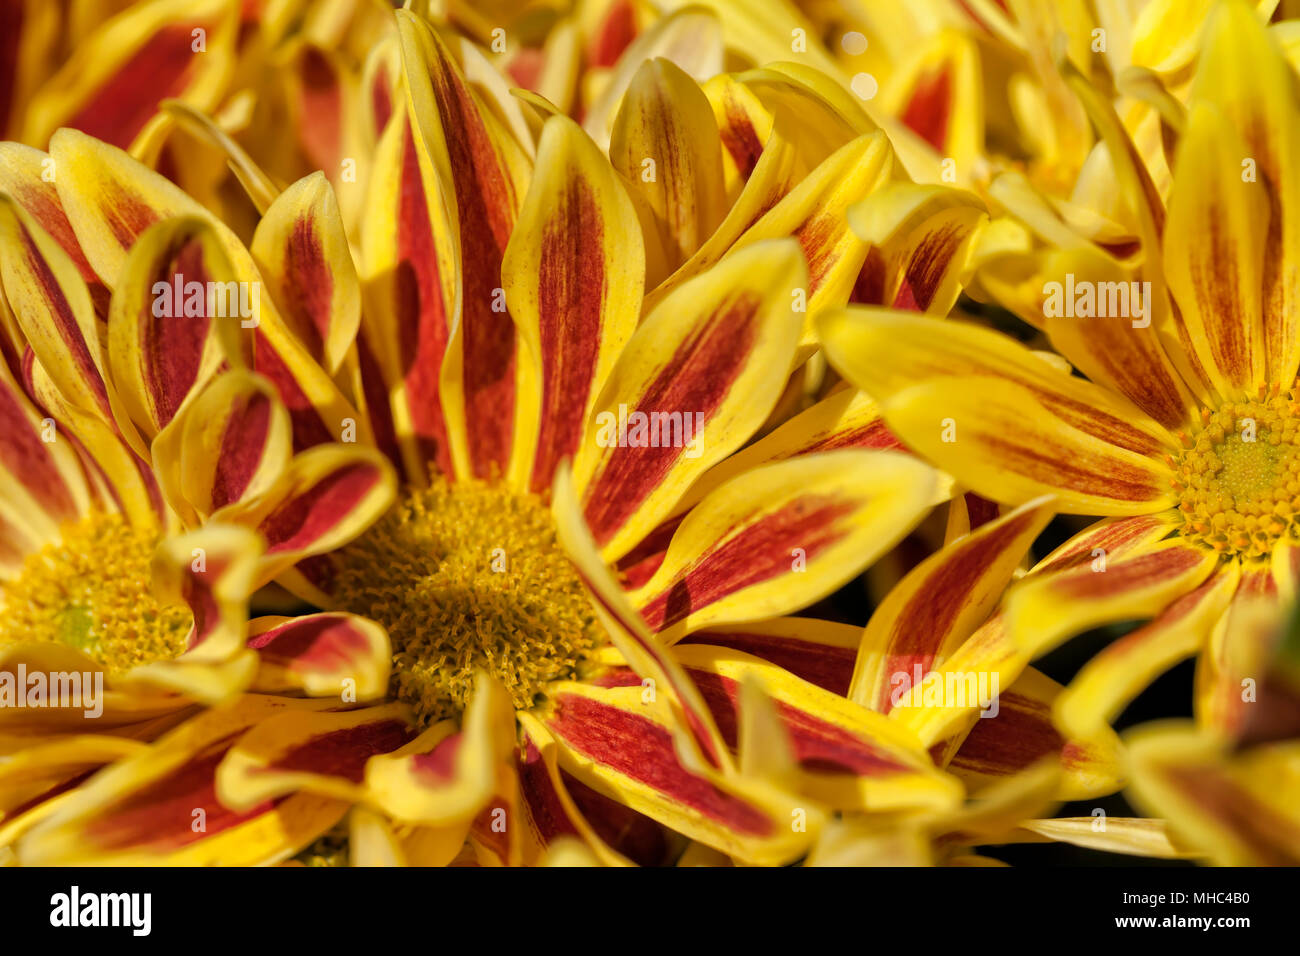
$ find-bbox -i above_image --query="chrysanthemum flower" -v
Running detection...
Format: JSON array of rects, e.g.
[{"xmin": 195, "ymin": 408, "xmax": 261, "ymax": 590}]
[
  {"xmin": 0, "ymin": 135, "xmax": 406, "ymax": 861},
  {"xmin": 819, "ymin": 0, "xmax": 1300, "ymax": 863},
  {"xmin": 0, "ymin": 1, "xmax": 1014, "ymax": 866}
]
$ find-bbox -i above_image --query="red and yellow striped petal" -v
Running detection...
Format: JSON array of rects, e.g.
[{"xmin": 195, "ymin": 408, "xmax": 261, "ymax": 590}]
[
  {"xmin": 0, "ymin": 143, "xmax": 108, "ymax": 312},
  {"xmin": 850, "ymin": 497, "xmax": 1055, "ymax": 713},
  {"xmin": 673, "ymin": 644, "xmax": 964, "ymax": 814},
  {"xmin": 358, "ymin": 105, "xmax": 457, "ymax": 482},
  {"xmin": 49, "ymin": 127, "xmax": 212, "ymax": 287},
  {"xmin": 0, "ymin": 194, "xmax": 111, "ymax": 426},
  {"xmin": 217, "ymin": 702, "xmax": 415, "ymax": 811},
  {"xmin": 609, "ymin": 58, "xmax": 726, "ymax": 283},
  {"xmin": 663, "ymin": 387, "xmax": 932, "ymax": 522},
  {"xmin": 503, "ymin": 114, "xmax": 644, "ymax": 493},
  {"xmin": 726, "ymin": 132, "xmax": 893, "ymax": 344},
  {"xmin": 106, "ymin": 216, "xmax": 243, "ymax": 452},
  {"xmin": 538, "ymin": 678, "xmax": 820, "ymax": 865},
  {"xmin": 573, "ymin": 239, "xmax": 807, "ymax": 560},
  {"xmin": 1034, "ymin": 513, "xmax": 1178, "ymax": 573},
  {"xmin": 0, "ymin": 357, "xmax": 90, "ymax": 550},
  {"xmin": 118, "ymin": 525, "xmax": 262, "ymax": 703},
  {"xmin": 679, "ymin": 617, "xmax": 861, "ymax": 697},
  {"xmin": 883, "ymin": 29, "xmax": 983, "ymax": 176},
  {"xmin": 629, "ymin": 450, "xmax": 937, "ymax": 639},
  {"xmin": 50, "ymin": 131, "xmax": 359, "ymax": 453},
  {"xmin": 250, "ymin": 172, "xmax": 360, "ymax": 376},
  {"xmin": 1055, "ymin": 565, "xmax": 1240, "ymax": 741},
  {"xmin": 1189, "ymin": 0, "xmax": 1300, "ymax": 387},
  {"xmin": 1007, "ymin": 538, "xmax": 1219, "ymax": 659},
  {"xmin": 21, "ymin": 0, "xmax": 239, "ymax": 150},
  {"xmin": 211, "ymin": 443, "xmax": 396, "ymax": 589},
  {"xmin": 818, "ymin": 308, "xmax": 1176, "ymax": 460},
  {"xmin": 946, "ymin": 668, "xmax": 1123, "ymax": 802},
  {"xmin": 1039, "ymin": 246, "xmax": 1199, "ymax": 429},
  {"xmin": 516, "ymin": 716, "xmax": 647, "ymax": 866},
  {"xmin": 151, "ymin": 369, "xmax": 291, "ymax": 527},
  {"xmin": 551, "ymin": 462, "xmax": 733, "ymax": 774},
  {"xmin": 640, "ymin": 129, "xmax": 800, "ymax": 313},
  {"xmin": 876, "ymin": 375, "xmax": 1175, "ymax": 515},
  {"xmin": 0, "ymin": 735, "xmax": 148, "ymax": 848},
  {"xmin": 1163, "ymin": 103, "xmax": 1268, "ymax": 397},
  {"xmin": 23, "ymin": 356, "xmax": 163, "ymax": 532},
  {"xmin": 16, "ymin": 695, "xmax": 349, "ymax": 865},
  {"xmin": 1195, "ymin": 574, "xmax": 1277, "ymax": 737},
  {"xmin": 847, "ymin": 182, "xmax": 987, "ymax": 315},
  {"xmin": 363, "ymin": 673, "xmax": 514, "ymax": 826},
  {"xmin": 246, "ymin": 613, "xmax": 391, "ymax": 702},
  {"xmin": 703, "ymin": 72, "xmax": 774, "ymax": 189},
  {"xmin": 396, "ymin": 11, "xmax": 530, "ymax": 481},
  {"xmin": 888, "ymin": 613, "xmax": 1029, "ymax": 750}
]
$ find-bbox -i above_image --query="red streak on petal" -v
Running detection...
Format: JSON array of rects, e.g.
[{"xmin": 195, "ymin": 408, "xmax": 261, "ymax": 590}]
[
  {"xmin": 614, "ymin": 514, "xmax": 684, "ymax": 589},
  {"xmin": 67, "ymin": 25, "xmax": 203, "ymax": 149},
  {"xmin": 248, "ymin": 615, "xmax": 370, "ymax": 672},
  {"xmin": 900, "ymin": 68, "xmax": 952, "ymax": 153},
  {"xmin": 102, "ymin": 184, "xmax": 161, "ymax": 251},
  {"xmin": 582, "ymin": 293, "xmax": 760, "ymax": 546},
  {"xmin": 251, "ymin": 330, "xmax": 334, "ymax": 450},
  {"xmin": 17, "ymin": 222, "xmax": 110, "ymax": 416},
  {"xmin": 146, "ymin": 239, "xmax": 210, "ymax": 427},
  {"xmin": 1053, "ymin": 545, "xmax": 1203, "ymax": 600},
  {"xmin": 546, "ymin": 692, "xmax": 773, "ymax": 836},
  {"xmin": 689, "ymin": 669, "xmax": 909, "ymax": 775},
  {"xmin": 279, "ymin": 214, "xmax": 332, "ymax": 362},
  {"xmin": 429, "ymin": 55, "xmax": 518, "ymax": 476},
  {"xmin": 530, "ymin": 177, "xmax": 605, "ymax": 491},
  {"xmin": 89, "ymin": 737, "xmax": 270, "ymax": 852},
  {"xmin": 563, "ymin": 770, "xmax": 671, "ymax": 865},
  {"xmin": 948, "ymin": 691, "xmax": 1060, "ymax": 776},
  {"xmin": 638, "ymin": 494, "xmax": 856, "ymax": 631},
  {"xmin": 588, "ymin": 0, "xmax": 638, "ymax": 68},
  {"xmin": 273, "ymin": 719, "xmax": 413, "ymax": 781},
  {"xmin": 11, "ymin": 181, "xmax": 108, "ymax": 312},
  {"xmin": 519, "ymin": 741, "xmax": 579, "ymax": 843},
  {"xmin": 678, "ymin": 631, "xmax": 855, "ymax": 696},
  {"xmin": 296, "ymin": 48, "xmax": 342, "ymax": 171},
  {"xmin": 0, "ymin": 380, "xmax": 76, "ymax": 519},
  {"xmin": 396, "ymin": 124, "xmax": 452, "ymax": 475},
  {"xmin": 210, "ymin": 388, "xmax": 272, "ymax": 509},
  {"xmin": 412, "ymin": 732, "xmax": 461, "ymax": 785},
  {"xmin": 891, "ymin": 220, "xmax": 964, "ymax": 312},
  {"xmin": 260, "ymin": 462, "xmax": 380, "ymax": 554}
]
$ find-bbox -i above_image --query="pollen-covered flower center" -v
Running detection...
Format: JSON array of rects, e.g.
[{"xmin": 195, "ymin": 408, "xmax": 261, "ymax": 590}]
[
  {"xmin": 331, "ymin": 477, "xmax": 603, "ymax": 724},
  {"xmin": 0, "ymin": 512, "xmax": 193, "ymax": 673},
  {"xmin": 1172, "ymin": 389, "xmax": 1300, "ymax": 557}
]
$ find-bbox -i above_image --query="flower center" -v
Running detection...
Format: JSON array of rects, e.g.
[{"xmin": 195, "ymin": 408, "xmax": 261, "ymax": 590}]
[
  {"xmin": 0, "ymin": 512, "xmax": 193, "ymax": 674},
  {"xmin": 331, "ymin": 476, "xmax": 604, "ymax": 724},
  {"xmin": 1172, "ymin": 387, "xmax": 1300, "ymax": 557}
]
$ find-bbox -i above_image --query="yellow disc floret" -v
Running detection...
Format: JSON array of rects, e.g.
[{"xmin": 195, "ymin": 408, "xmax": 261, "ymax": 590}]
[
  {"xmin": 331, "ymin": 476, "xmax": 603, "ymax": 724},
  {"xmin": 1172, "ymin": 385, "xmax": 1300, "ymax": 558},
  {"xmin": 0, "ymin": 512, "xmax": 193, "ymax": 674}
]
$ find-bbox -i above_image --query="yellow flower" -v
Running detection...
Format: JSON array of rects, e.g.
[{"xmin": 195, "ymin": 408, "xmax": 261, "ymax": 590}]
[
  {"xmin": 819, "ymin": 0, "xmax": 1300, "ymax": 864},
  {"xmin": 0, "ymin": 3, "xmax": 1012, "ymax": 866}
]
